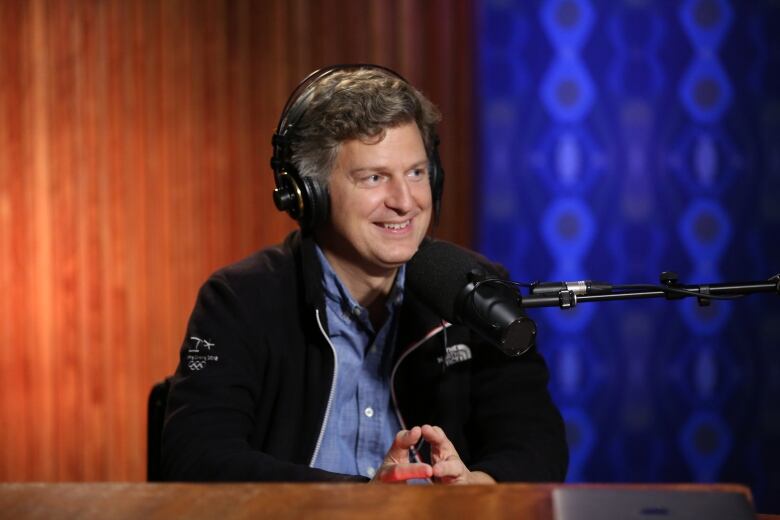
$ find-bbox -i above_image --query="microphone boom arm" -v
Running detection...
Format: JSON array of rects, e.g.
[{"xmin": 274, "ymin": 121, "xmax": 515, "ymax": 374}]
[{"xmin": 519, "ymin": 272, "xmax": 780, "ymax": 309}]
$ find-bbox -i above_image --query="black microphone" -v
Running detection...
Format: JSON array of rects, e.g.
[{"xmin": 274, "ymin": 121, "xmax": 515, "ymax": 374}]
[{"xmin": 406, "ymin": 240, "xmax": 536, "ymax": 357}]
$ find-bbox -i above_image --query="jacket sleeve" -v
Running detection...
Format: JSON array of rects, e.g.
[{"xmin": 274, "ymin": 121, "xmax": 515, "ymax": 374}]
[
  {"xmin": 466, "ymin": 339, "xmax": 569, "ymax": 482},
  {"xmin": 161, "ymin": 274, "xmax": 366, "ymax": 482}
]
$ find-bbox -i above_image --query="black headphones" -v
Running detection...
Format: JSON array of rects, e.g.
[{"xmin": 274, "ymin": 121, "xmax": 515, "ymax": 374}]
[{"xmin": 270, "ymin": 64, "xmax": 445, "ymax": 231}]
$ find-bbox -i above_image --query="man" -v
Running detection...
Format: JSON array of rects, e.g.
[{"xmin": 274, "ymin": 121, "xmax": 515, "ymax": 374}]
[{"xmin": 162, "ymin": 65, "xmax": 568, "ymax": 483}]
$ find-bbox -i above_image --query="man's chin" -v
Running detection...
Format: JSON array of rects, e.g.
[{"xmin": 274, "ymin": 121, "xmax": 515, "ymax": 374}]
[{"xmin": 374, "ymin": 251, "xmax": 417, "ymax": 270}]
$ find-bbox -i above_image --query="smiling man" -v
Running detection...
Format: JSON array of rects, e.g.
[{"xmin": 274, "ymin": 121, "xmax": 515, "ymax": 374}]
[
  {"xmin": 319, "ymin": 122, "xmax": 431, "ymax": 329},
  {"xmin": 161, "ymin": 65, "xmax": 568, "ymax": 484}
]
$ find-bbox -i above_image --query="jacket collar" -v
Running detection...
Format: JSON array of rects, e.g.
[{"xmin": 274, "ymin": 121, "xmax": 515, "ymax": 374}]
[
  {"xmin": 285, "ymin": 230, "xmax": 326, "ymax": 311},
  {"xmin": 289, "ymin": 230, "xmax": 443, "ymax": 354}
]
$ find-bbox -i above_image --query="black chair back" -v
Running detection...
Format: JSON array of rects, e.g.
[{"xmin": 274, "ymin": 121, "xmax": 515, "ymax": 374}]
[{"xmin": 147, "ymin": 377, "xmax": 171, "ymax": 481}]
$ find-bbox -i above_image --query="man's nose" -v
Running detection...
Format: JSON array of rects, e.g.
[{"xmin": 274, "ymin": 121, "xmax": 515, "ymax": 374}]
[{"xmin": 385, "ymin": 175, "xmax": 415, "ymax": 212}]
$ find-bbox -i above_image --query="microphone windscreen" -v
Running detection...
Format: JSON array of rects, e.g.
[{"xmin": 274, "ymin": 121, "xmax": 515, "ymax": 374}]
[{"xmin": 406, "ymin": 240, "xmax": 491, "ymax": 322}]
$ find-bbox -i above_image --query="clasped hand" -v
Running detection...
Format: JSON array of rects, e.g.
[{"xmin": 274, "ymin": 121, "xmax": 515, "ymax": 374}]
[{"xmin": 371, "ymin": 424, "xmax": 495, "ymax": 484}]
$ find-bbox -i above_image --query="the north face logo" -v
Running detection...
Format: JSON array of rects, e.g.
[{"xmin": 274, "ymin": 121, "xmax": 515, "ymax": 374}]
[{"xmin": 438, "ymin": 343, "xmax": 472, "ymax": 367}]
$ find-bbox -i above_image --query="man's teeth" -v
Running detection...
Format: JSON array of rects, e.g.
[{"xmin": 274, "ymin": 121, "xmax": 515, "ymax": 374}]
[{"xmin": 383, "ymin": 221, "xmax": 410, "ymax": 230}]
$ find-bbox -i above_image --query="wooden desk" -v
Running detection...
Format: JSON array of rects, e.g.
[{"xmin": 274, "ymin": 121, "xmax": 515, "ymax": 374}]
[{"xmin": 0, "ymin": 482, "xmax": 773, "ymax": 519}]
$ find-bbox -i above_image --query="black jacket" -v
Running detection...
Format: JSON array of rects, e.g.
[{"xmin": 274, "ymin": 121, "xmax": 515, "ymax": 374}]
[{"xmin": 162, "ymin": 231, "xmax": 568, "ymax": 482}]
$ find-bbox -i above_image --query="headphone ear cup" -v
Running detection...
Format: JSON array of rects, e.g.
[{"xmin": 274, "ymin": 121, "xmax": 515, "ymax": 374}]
[
  {"xmin": 273, "ymin": 170, "xmax": 303, "ymax": 218},
  {"xmin": 298, "ymin": 175, "xmax": 329, "ymax": 231}
]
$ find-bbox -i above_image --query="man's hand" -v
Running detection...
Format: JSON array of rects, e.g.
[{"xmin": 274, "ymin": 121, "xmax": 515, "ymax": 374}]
[
  {"xmin": 421, "ymin": 424, "xmax": 496, "ymax": 485},
  {"xmin": 371, "ymin": 426, "xmax": 433, "ymax": 483}
]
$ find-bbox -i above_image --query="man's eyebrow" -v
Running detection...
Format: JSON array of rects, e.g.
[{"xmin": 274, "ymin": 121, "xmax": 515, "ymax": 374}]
[
  {"xmin": 407, "ymin": 159, "xmax": 429, "ymax": 169},
  {"xmin": 349, "ymin": 159, "xmax": 429, "ymax": 175},
  {"xmin": 349, "ymin": 166, "xmax": 383, "ymax": 174},
  {"xmin": 346, "ymin": 167, "xmax": 382, "ymax": 179}
]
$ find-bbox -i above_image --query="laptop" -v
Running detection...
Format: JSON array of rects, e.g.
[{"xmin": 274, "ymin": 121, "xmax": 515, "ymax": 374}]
[{"xmin": 552, "ymin": 487, "xmax": 756, "ymax": 520}]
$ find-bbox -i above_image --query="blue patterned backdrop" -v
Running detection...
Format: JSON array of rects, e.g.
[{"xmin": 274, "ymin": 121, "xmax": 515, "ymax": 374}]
[{"xmin": 477, "ymin": 0, "xmax": 780, "ymax": 512}]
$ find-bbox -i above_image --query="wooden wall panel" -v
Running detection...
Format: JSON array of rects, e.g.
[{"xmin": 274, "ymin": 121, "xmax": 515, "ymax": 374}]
[{"xmin": 0, "ymin": 0, "xmax": 476, "ymax": 481}]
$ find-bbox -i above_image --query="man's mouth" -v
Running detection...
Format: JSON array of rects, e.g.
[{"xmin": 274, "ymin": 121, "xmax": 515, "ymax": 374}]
[{"xmin": 380, "ymin": 220, "xmax": 411, "ymax": 231}]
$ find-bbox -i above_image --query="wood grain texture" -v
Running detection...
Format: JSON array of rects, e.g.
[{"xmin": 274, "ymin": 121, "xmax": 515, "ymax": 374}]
[
  {"xmin": 0, "ymin": 0, "xmax": 476, "ymax": 481},
  {"xmin": 0, "ymin": 483, "xmax": 759, "ymax": 519}
]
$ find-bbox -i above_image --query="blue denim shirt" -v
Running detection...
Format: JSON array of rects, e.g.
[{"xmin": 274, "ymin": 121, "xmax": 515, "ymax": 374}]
[{"xmin": 311, "ymin": 245, "xmax": 404, "ymax": 478}]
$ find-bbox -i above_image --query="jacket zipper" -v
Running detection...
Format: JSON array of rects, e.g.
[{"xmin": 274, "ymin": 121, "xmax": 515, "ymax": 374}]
[
  {"xmin": 309, "ymin": 308, "xmax": 339, "ymax": 467},
  {"xmin": 389, "ymin": 323, "xmax": 448, "ymax": 477},
  {"xmin": 309, "ymin": 315, "xmax": 449, "ymax": 468},
  {"xmin": 389, "ymin": 323, "xmax": 449, "ymax": 431}
]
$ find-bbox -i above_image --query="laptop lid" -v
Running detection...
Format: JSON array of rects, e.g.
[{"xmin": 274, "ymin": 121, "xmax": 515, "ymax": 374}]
[{"xmin": 552, "ymin": 487, "xmax": 755, "ymax": 520}]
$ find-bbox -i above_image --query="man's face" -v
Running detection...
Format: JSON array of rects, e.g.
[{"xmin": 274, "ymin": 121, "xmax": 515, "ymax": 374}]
[{"xmin": 318, "ymin": 122, "xmax": 433, "ymax": 275}]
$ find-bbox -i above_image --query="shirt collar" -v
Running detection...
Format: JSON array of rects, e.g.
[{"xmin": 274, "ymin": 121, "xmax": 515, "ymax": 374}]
[{"xmin": 315, "ymin": 244, "xmax": 405, "ymax": 326}]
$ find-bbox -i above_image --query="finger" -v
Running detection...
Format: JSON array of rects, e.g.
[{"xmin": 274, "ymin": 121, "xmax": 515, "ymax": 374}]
[
  {"xmin": 421, "ymin": 425, "xmax": 450, "ymax": 447},
  {"xmin": 385, "ymin": 427, "xmax": 422, "ymax": 463},
  {"xmin": 375, "ymin": 462, "xmax": 433, "ymax": 483},
  {"xmin": 421, "ymin": 425, "xmax": 457, "ymax": 460},
  {"xmin": 432, "ymin": 458, "xmax": 468, "ymax": 480}
]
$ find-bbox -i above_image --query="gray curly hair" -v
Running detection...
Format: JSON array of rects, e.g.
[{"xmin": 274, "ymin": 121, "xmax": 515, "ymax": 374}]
[{"xmin": 288, "ymin": 67, "xmax": 441, "ymax": 183}]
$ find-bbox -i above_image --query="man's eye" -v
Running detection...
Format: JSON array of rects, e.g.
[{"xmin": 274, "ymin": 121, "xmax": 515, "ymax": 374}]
[
  {"xmin": 357, "ymin": 174, "xmax": 382, "ymax": 186},
  {"xmin": 409, "ymin": 168, "xmax": 427, "ymax": 179}
]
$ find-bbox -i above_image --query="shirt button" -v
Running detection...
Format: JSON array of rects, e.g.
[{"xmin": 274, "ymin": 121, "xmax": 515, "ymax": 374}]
[
  {"xmin": 352, "ymin": 307, "xmax": 362, "ymax": 318},
  {"xmin": 364, "ymin": 407, "xmax": 374, "ymax": 418},
  {"xmin": 366, "ymin": 467, "xmax": 376, "ymax": 478}
]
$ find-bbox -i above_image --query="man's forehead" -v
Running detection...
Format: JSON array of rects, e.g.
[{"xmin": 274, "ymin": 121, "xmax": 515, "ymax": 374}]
[{"xmin": 334, "ymin": 124, "xmax": 428, "ymax": 172}]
